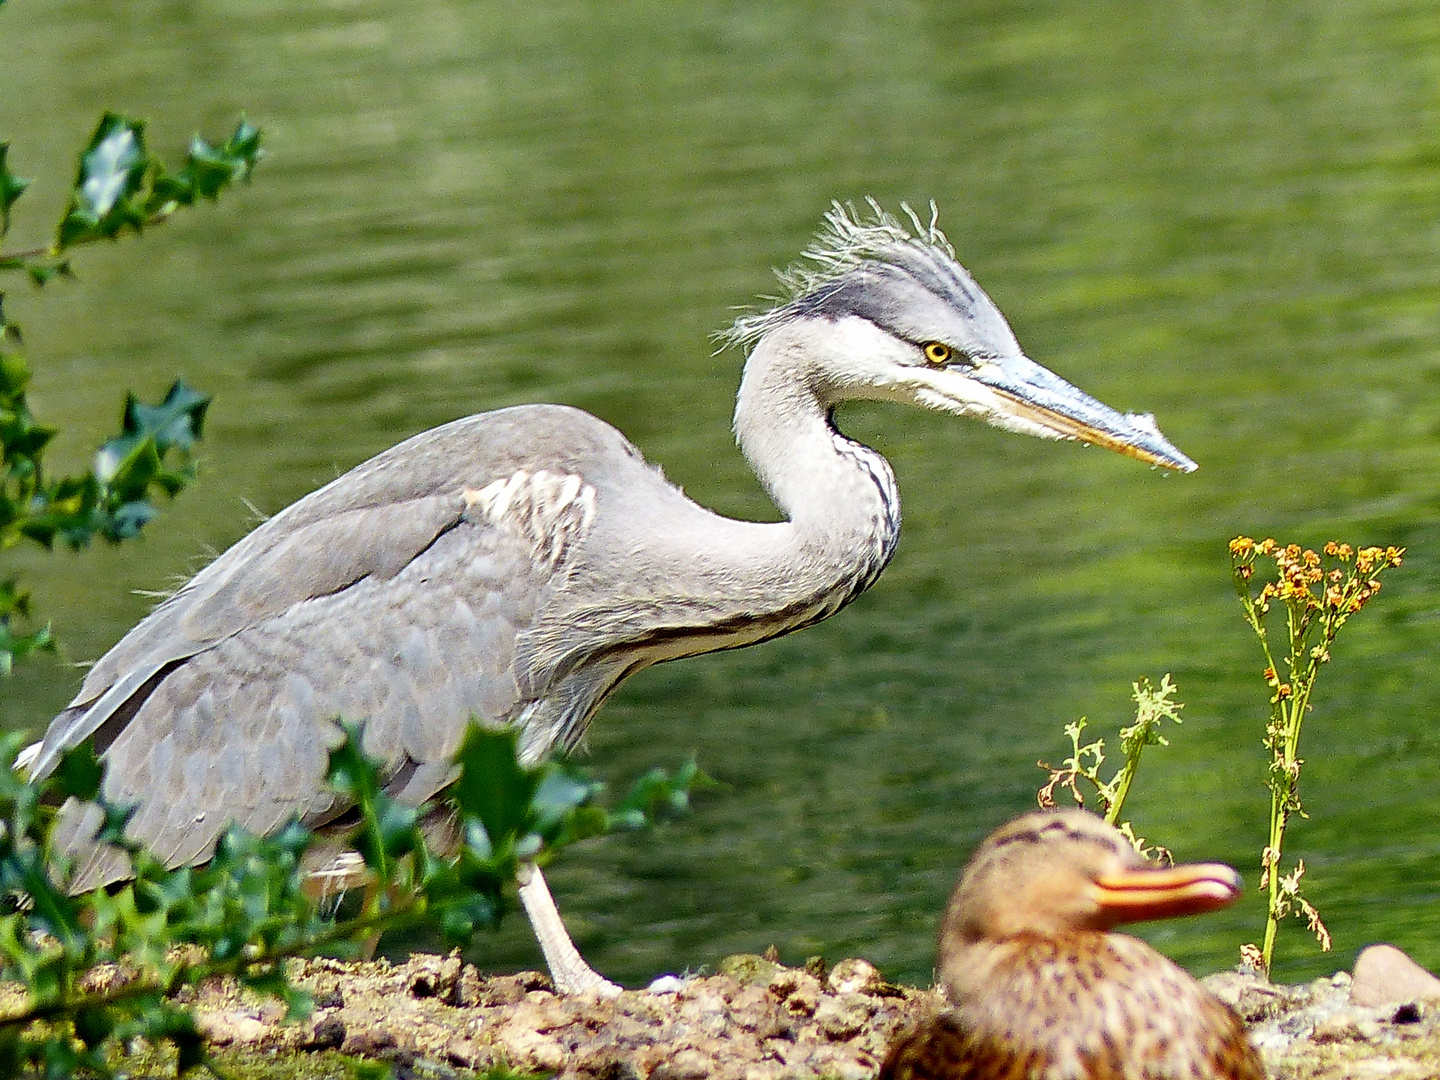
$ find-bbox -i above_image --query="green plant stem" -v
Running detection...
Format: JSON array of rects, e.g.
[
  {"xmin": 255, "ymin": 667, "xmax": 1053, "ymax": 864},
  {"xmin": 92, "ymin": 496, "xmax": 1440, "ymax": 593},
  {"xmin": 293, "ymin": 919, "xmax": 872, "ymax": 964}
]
[
  {"xmin": 1105, "ymin": 762, "xmax": 1134, "ymax": 825},
  {"xmin": 0, "ymin": 206, "xmax": 177, "ymax": 266}
]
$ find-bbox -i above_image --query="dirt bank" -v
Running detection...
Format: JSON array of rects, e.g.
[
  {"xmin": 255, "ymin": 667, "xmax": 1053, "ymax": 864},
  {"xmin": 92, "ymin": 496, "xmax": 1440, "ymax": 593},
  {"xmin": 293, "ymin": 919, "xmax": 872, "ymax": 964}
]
[{"xmin": 177, "ymin": 953, "xmax": 1440, "ymax": 1079}]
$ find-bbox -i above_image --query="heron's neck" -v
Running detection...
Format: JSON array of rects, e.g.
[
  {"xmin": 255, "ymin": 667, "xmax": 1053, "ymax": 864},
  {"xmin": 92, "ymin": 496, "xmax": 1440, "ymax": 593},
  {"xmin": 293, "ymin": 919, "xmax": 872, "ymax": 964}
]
[{"xmin": 733, "ymin": 331, "xmax": 899, "ymax": 577}]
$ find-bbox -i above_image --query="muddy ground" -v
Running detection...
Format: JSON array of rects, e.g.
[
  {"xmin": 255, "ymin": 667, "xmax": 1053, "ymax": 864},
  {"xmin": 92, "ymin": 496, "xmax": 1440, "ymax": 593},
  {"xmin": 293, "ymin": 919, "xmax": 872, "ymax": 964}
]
[{"xmin": 164, "ymin": 951, "xmax": 1440, "ymax": 1080}]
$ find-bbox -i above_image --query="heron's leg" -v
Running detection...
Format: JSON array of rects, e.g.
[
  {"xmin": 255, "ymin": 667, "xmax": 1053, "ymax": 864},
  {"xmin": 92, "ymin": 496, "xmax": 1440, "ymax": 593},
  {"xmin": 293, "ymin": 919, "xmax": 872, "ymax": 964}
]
[{"xmin": 515, "ymin": 861, "xmax": 621, "ymax": 997}]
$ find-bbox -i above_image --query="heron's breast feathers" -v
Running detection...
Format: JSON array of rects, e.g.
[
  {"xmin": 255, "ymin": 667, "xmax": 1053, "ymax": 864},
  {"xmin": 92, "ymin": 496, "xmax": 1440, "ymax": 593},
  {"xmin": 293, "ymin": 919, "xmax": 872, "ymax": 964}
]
[{"xmin": 462, "ymin": 468, "xmax": 598, "ymax": 571}]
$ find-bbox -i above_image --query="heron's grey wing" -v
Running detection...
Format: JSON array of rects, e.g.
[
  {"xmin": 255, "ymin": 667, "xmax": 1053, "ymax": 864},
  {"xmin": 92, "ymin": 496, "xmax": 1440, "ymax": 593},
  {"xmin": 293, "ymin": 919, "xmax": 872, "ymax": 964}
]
[
  {"xmin": 36, "ymin": 404, "xmax": 648, "ymax": 889},
  {"xmin": 34, "ymin": 405, "xmax": 640, "ymax": 780},
  {"xmin": 56, "ymin": 514, "xmax": 553, "ymax": 890},
  {"xmin": 32, "ymin": 493, "xmax": 467, "ymax": 779}
]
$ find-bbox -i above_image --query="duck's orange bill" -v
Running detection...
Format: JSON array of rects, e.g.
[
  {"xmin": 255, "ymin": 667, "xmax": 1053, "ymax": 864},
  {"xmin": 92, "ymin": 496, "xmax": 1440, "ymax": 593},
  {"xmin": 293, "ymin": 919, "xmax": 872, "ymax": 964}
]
[{"xmin": 1093, "ymin": 862, "xmax": 1243, "ymax": 924}]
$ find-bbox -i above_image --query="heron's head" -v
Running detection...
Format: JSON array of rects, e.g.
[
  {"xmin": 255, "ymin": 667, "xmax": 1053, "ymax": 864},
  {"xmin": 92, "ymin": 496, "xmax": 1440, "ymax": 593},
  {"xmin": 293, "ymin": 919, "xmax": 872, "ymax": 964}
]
[
  {"xmin": 938, "ymin": 809, "xmax": 1240, "ymax": 955},
  {"xmin": 724, "ymin": 201, "xmax": 1196, "ymax": 472}
]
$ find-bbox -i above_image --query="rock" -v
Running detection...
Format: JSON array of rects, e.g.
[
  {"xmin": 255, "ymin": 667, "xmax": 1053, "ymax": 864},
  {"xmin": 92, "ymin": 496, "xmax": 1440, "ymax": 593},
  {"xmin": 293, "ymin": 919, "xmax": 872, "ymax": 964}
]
[
  {"xmin": 721, "ymin": 954, "xmax": 782, "ymax": 985},
  {"xmin": 801, "ymin": 1043, "xmax": 874, "ymax": 1080},
  {"xmin": 1310, "ymin": 1008, "xmax": 1387, "ymax": 1044},
  {"xmin": 404, "ymin": 951, "xmax": 464, "ymax": 1001},
  {"xmin": 491, "ymin": 1025, "xmax": 567, "ymax": 1073},
  {"xmin": 153, "ymin": 951, "xmax": 1440, "ymax": 1080},
  {"xmin": 814, "ymin": 992, "xmax": 875, "ymax": 1040},
  {"xmin": 767, "ymin": 968, "xmax": 822, "ymax": 1016},
  {"xmin": 826, "ymin": 958, "xmax": 882, "ymax": 995},
  {"xmin": 783, "ymin": 979, "xmax": 820, "ymax": 1018},
  {"xmin": 195, "ymin": 1010, "xmax": 268, "ymax": 1046},
  {"xmin": 590, "ymin": 1059, "xmax": 644, "ymax": 1080},
  {"xmin": 650, "ymin": 1048, "xmax": 716, "ymax": 1079},
  {"xmin": 1352, "ymin": 945, "xmax": 1440, "ymax": 1008},
  {"xmin": 304, "ymin": 1015, "xmax": 346, "ymax": 1050},
  {"xmin": 468, "ymin": 970, "xmax": 552, "ymax": 1007},
  {"xmin": 1203, "ymin": 969, "xmax": 1296, "ymax": 1022}
]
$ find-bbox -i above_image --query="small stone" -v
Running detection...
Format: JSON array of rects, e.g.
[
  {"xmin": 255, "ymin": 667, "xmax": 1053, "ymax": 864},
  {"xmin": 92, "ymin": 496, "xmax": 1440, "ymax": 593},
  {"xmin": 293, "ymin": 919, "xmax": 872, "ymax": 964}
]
[
  {"xmin": 1202, "ymin": 970, "xmax": 1290, "ymax": 1022},
  {"xmin": 1310, "ymin": 1009, "xmax": 1384, "ymax": 1044},
  {"xmin": 769, "ymin": 969, "xmax": 822, "ymax": 1011},
  {"xmin": 194, "ymin": 1011, "xmax": 268, "ymax": 1046},
  {"xmin": 814, "ymin": 992, "xmax": 876, "ymax": 1040},
  {"xmin": 1351, "ymin": 945, "xmax": 1440, "ymax": 1008},
  {"xmin": 721, "ymin": 954, "xmax": 783, "ymax": 986},
  {"xmin": 651, "ymin": 1048, "xmax": 715, "ymax": 1079},
  {"xmin": 305, "ymin": 1015, "xmax": 346, "ymax": 1050},
  {"xmin": 471, "ymin": 970, "xmax": 552, "ymax": 1007},
  {"xmin": 342, "ymin": 1027, "xmax": 397, "ymax": 1056},
  {"xmin": 406, "ymin": 951, "xmax": 464, "ymax": 1001},
  {"xmin": 443, "ymin": 1037, "xmax": 482, "ymax": 1068},
  {"xmin": 801, "ymin": 1043, "xmax": 873, "ymax": 1080},
  {"xmin": 591, "ymin": 1059, "xmax": 644, "ymax": 1080},
  {"xmin": 492, "ymin": 1026, "xmax": 567, "ymax": 1072},
  {"xmin": 783, "ymin": 979, "xmax": 820, "ymax": 1017},
  {"xmin": 826, "ymin": 958, "xmax": 882, "ymax": 995}
]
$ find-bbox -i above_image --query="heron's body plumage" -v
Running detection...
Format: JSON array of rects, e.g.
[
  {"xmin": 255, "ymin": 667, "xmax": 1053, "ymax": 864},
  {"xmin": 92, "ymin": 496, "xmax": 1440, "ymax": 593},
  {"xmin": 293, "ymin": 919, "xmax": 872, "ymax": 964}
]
[{"xmin": 39, "ymin": 398, "xmax": 899, "ymax": 888}]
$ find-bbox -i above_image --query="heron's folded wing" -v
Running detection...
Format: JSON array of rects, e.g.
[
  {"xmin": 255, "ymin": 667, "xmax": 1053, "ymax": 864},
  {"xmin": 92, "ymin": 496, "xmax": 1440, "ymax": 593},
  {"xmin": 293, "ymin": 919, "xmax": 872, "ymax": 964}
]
[{"xmin": 31, "ymin": 492, "xmax": 468, "ymax": 780}]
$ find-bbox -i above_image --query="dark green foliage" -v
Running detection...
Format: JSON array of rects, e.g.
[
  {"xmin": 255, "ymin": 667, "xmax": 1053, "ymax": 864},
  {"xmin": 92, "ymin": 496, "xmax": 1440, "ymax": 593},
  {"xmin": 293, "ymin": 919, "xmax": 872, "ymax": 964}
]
[
  {"xmin": 53, "ymin": 115, "xmax": 262, "ymax": 252},
  {"xmin": 0, "ymin": 147, "xmax": 28, "ymax": 235},
  {"xmin": 0, "ymin": 106, "xmax": 262, "ymax": 672},
  {"xmin": 0, "ymin": 724, "xmax": 703, "ymax": 1078}
]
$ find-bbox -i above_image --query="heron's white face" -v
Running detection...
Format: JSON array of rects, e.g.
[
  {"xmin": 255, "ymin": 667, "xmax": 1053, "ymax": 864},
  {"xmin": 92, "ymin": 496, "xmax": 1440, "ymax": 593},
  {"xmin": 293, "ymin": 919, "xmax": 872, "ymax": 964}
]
[{"xmin": 807, "ymin": 315, "xmax": 1196, "ymax": 472}]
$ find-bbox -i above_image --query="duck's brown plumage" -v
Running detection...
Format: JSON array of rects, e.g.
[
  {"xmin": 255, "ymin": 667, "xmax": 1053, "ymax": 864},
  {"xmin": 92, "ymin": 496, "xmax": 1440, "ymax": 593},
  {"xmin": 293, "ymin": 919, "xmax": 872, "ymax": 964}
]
[{"xmin": 880, "ymin": 809, "xmax": 1266, "ymax": 1080}]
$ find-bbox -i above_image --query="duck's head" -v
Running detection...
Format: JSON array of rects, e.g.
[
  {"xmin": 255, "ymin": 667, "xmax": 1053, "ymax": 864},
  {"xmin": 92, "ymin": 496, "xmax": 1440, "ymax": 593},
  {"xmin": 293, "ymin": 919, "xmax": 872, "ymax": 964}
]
[{"xmin": 940, "ymin": 809, "xmax": 1241, "ymax": 951}]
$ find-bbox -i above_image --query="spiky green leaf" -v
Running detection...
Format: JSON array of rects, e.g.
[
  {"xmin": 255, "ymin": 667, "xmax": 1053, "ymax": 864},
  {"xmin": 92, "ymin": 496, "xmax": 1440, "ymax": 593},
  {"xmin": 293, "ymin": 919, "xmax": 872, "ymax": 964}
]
[
  {"xmin": 56, "ymin": 114, "xmax": 151, "ymax": 249},
  {"xmin": 51, "ymin": 743, "xmax": 104, "ymax": 802},
  {"xmin": 122, "ymin": 379, "xmax": 210, "ymax": 451},
  {"xmin": 0, "ymin": 143, "xmax": 30, "ymax": 235},
  {"xmin": 450, "ymin": 726, "xmax": 539, "ymax": 849}
]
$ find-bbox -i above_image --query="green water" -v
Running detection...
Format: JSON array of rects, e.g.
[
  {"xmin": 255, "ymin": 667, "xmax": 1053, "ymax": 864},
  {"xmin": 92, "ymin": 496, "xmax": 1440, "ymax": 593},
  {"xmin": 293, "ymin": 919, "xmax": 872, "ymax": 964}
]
[{"xmin": 2, "ymin": 0, "xmax": 1438, "ymax": 988}]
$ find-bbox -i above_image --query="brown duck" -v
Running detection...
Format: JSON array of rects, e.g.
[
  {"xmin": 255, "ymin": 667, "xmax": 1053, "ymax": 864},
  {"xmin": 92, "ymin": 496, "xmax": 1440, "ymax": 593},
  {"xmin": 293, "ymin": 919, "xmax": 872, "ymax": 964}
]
[{"xmin": 881, "ymin": 809, "xmax": 1265, "ymax": 1080}]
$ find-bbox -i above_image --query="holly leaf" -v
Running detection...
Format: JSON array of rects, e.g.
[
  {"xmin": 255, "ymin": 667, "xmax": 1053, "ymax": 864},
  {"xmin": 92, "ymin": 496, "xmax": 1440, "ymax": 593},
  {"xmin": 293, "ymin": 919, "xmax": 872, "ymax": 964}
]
[
  {"xmin": 51, "ymin": 743, "xmax": 105, "ymax": 803},
  {"xmin": 149, "ymin": 119, "xmax": 264, "ymax": 214},
  {"xmin": 450, "ymin": 726, "xmax": 539, "ymax": 854},
  {"xmin": 56, "ymin": 114, "xmax": 152, "ymax": 249},
  {"xmin": 122, "ymin": 379, "xmax": 210, "ymax": 452},
  {"xmin": 0, "ymin": 143, "xmax": 30, "ymax": 235},
  {"xmin": 0, "ymin": 622, "xmax": 53, "ymax": 675}
]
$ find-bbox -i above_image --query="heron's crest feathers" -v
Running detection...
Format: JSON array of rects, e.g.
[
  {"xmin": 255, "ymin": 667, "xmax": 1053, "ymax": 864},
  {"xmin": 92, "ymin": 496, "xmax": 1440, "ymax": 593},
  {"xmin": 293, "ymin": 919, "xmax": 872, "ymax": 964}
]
[{"xmin": 719, "ymin": 198, "xmax": 956, "ymax": 349}]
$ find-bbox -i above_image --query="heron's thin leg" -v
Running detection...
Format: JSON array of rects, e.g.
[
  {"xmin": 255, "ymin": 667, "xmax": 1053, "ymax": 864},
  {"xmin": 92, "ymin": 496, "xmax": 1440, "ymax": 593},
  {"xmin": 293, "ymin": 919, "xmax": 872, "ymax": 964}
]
[{"xmin": 516, "ymin": 861, "xmax": 622, "ymax": 997}]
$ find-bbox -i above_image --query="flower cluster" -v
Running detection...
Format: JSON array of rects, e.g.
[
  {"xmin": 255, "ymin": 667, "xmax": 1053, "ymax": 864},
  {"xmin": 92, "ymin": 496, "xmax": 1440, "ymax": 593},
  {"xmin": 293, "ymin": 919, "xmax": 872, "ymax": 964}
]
[
  {"xmin": 1230, "ymin": 536, "xmax": 1403, "ymax": 636},
  {"xmin": 1228, "ymin": 535, "xmax": 1403, "ymax": 974}
]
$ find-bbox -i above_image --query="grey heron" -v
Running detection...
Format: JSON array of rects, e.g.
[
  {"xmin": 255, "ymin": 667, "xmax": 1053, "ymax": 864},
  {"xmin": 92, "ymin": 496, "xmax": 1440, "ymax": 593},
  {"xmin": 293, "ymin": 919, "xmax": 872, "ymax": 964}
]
[{"xmin": 26, "ymin": 201, "xmax": 1195, "ymax": 995}]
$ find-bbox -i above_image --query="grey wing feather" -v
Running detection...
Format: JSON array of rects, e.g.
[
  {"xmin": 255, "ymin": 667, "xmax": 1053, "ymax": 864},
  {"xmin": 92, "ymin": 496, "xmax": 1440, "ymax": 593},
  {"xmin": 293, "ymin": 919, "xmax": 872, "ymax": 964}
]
[
  {"xmin": 32, "ymin": 493, "xmax": 466, "ymax": 778},
  {"xmin": 34, "ymin": 404, "xmax": 651, "ymax": 889}
]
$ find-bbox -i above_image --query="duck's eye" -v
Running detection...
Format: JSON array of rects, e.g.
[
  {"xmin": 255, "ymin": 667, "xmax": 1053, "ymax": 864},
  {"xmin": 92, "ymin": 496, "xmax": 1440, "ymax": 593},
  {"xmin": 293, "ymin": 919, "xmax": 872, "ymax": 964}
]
[{"xmin": 923, "ymin": 341, "xmax": 953, "ymax": 366}]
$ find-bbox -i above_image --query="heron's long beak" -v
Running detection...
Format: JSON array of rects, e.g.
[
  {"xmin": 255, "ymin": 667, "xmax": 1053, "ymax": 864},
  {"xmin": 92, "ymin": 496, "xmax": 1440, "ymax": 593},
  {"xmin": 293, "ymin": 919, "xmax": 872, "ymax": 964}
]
[
  {"xmin": 973, "ymin": 354, "xmax": 1198, "ymax": 472},
  {"xmin": 1093, "ymin": 862, "xmax": 1242, "ymax": 925}
]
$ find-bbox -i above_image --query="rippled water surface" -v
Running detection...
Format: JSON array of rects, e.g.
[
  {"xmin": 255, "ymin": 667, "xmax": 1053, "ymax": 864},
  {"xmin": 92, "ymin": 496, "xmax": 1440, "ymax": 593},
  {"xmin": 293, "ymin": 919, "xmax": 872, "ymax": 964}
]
[{"xmin": 2, "ymin": 0, "xmax": 1438, "ymax": 987}]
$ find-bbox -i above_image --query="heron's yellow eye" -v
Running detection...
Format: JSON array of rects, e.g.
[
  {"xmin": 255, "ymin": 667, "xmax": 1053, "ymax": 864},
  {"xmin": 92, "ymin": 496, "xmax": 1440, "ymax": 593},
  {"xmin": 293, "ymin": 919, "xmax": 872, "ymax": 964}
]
[{"xmin": 923, "ymin": 341, "xmax": 952, "ymax": 366}]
